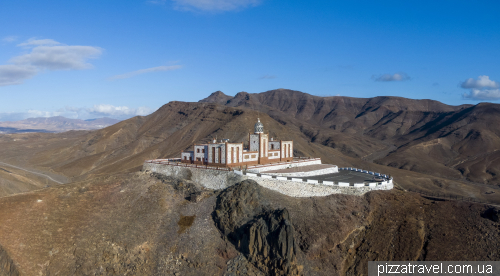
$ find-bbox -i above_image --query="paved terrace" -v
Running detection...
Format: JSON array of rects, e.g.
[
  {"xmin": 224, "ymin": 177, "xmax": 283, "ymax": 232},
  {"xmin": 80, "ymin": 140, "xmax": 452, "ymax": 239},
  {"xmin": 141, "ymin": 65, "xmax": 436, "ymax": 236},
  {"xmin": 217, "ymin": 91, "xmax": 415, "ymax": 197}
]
[
  {"xmin": 300, "ymin": 170, "xmax": 378, "ymax": 183},
  {"xmin": 264, "ymin": 164, "xmax": 335, "ymax": 173}
]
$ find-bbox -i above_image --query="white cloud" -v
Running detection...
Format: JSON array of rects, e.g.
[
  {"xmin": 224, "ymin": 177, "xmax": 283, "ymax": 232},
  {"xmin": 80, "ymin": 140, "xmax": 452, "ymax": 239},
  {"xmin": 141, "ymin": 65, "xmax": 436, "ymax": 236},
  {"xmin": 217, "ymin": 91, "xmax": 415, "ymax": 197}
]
[
  {"xmin": 0, "ymin": 64, "xmax": 38, "ymax": 86},
  {"xmin": 0, "ymin": 104, "xmax": 156, "ymax": 121},
  {"xmin": 2, "ymin": 36, "xmax": 18, "ymax": 43},
  {"xmin": 11, "ymin": 45, "xmax": 102, "ymax": 70},
  {"xmin": 17, "ymin": 38, "xmax": 61, "ymax": 47},
  {"xmin": 461, "ymin": 76, "xmax": 500, "ymax": 101},
  {"xmin": 108, "ymin": 65, "xmax": 181, "ymax": 80},
  {"xmin": 374, "ymin": 72, "xmax": 410, "ymax": 82},
  {"xmin": 172, "ymin": 0, "xmax": 261, "ymax": 12},
  {"xmin": 461, "ymin": 75, "xmax": 499, "ymax": 89},
  {"xmin": 463, "ymin": 88, "xmax": 500, "ymax": 101},
  {"xmin": 88, "ymin": 104, "xmax": 153, "ymax": 116},
  {"xmin": 0, "ymin": 38, "xmax": 102, "ymax": 87}
]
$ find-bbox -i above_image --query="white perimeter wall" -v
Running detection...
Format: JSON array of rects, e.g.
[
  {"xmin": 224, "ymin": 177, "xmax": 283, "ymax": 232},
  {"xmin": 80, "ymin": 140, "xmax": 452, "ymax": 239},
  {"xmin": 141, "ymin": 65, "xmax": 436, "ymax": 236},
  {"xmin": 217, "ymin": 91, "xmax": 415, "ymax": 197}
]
[
  {"xmin": 143, "ymin": 162, "xmax": 392, "ymax": 197},
  {"xmin": 264, "ymin": 165, "xmax": 338, "ymax": 177},
  {"xmin": 247, "ymin": 159, "xmax": 321, "ymax": 173}
]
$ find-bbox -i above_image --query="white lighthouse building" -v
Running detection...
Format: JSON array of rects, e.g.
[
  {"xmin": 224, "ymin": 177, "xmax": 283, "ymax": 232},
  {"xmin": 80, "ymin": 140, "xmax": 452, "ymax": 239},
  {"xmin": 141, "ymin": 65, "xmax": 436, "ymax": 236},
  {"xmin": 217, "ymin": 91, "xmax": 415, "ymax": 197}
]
[{"xmin": 181, "ymin": 118, "xmax": 294, "ymax": 168}]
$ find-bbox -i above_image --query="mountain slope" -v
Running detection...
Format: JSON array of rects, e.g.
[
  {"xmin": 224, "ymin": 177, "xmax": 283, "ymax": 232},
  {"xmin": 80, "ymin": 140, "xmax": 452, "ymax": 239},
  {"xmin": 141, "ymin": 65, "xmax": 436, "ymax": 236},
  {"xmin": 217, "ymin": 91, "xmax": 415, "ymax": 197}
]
[
  {"xmin": 0, "ymin": 90, "xmax": 499, "ymax": 201},
  {"xmin": 201, "ymin": 90, "xmax": 500, "ymax": 184},
  {"xmin": 0, "ymin": 173, "xmax": 498, "ymax": 275}
]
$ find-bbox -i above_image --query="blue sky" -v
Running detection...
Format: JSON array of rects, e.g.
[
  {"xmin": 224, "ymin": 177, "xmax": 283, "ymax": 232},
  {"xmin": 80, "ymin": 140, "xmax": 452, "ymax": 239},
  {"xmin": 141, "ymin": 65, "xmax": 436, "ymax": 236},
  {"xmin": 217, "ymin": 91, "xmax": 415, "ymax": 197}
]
[{"xmin": 0, "ymin": 0, "xmax": 499, "ymax": 121}]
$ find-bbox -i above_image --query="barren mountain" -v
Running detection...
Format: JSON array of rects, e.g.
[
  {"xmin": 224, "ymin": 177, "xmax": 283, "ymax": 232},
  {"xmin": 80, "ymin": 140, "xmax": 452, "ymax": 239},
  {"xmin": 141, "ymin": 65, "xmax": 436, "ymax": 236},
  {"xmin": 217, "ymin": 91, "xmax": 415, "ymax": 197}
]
[
  {"xmin": 0, "ymin": 90, "xmax": 498, "ymax": 202},
  {"xmin": 0, "ymin": 90, "xmax": 499, "ymax": 275},
  {"xmin": 201, "ymin": 89, "xmax": 500, "ymax": 185},
  {"xmin": 0, "ymin": 116, "xmax": 120, "ymax": 133}
]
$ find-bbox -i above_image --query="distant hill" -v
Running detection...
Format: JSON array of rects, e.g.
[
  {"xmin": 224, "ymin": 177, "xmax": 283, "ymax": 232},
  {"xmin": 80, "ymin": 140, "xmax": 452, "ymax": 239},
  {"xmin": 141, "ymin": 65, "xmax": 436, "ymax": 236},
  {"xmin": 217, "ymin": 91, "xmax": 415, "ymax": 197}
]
[
  {"xmin": 0, "ymin": 89, "xmax": 497, "ymax": 201},
  {"xmin": 0, "ymin": 116, "xmax": 120, "ymax": 133}
]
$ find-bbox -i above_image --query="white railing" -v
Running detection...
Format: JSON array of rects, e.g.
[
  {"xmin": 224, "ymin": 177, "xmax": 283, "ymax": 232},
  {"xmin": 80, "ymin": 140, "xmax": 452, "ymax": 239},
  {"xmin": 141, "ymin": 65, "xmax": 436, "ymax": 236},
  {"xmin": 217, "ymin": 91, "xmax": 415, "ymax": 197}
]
[
  {"xmin": 233, "ymin": 169, "xmax": 393, "ymax": 188},
  {"xmin": 145, "ymin": 159, "xmax": 232, "ymax": 171}
]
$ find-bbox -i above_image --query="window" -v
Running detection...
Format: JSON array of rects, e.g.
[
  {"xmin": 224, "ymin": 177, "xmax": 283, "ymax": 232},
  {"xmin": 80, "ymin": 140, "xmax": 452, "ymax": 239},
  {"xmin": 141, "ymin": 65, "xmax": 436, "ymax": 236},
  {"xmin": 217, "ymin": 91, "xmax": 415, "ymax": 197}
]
[
  {"xmin": 244, "ymin": 155, "xmax": 249, "ymax": 159},
  {"xmin": 197, "ymin": 149, "xmax": 200, "ymax": 153},
  {"xmin": 202, "ymin": 149, "xmax": 205, "ymax": 153},
  {"xmin": 196, "ymin": 157, "xmax": 201, "ymax": 161},
  {"xmin": 271, "ymin": 144, "xmax": 274, "ymax": 149},
  {"xmin": 251, "ymin": 154, "xmax": 256, "ymax": 158},
  {"xmin": 275, "ymin": 153, "xmax": 278, "ymax": 156}
]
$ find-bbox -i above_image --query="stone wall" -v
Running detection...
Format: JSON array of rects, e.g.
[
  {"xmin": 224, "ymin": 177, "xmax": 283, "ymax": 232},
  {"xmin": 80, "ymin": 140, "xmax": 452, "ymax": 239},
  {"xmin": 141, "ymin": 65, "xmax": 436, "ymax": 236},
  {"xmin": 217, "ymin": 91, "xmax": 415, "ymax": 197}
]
[
  {"xmin": 249, "ymin": 134, "xmax": 259, "ymax": 152},
  {"xmin": 269, "ymin": 141, "xmax": 280, "ymax": 150},
  {"xmin": 143, "ymin": 162, "xmax": 243, "ymax": 190},
  {"xmin": 234, "ymin": 170, "xmax": 392, "ymax": 197},
  {"xmin": 264, "ymin": 165, "xmax": 339, "ymax": 177},
  {"xmin": 143, "ymin": 161, "xmax": 393, "ymax": 197},
  {"xmin": 237, "ymin": 175, "xmax": 392, "ymax": 197}
]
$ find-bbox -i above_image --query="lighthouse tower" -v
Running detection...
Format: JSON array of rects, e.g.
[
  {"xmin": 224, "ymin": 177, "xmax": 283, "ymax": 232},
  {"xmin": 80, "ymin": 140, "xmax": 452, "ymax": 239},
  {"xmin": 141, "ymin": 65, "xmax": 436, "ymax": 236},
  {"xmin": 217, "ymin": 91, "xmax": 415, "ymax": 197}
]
[
  {"xmin": 254, "ymin": 118, "xmax": 264, "ymax": 133},
  {"xmin": 249, "ymin": 118, "xmax": 269, "ymax": 163}
]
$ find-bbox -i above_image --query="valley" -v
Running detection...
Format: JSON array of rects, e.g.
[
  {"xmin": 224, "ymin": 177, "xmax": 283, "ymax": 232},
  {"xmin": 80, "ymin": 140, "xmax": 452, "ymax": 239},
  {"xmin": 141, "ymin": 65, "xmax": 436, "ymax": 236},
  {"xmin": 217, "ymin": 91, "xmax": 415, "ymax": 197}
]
[{"xmin": 0, "ymin": 90, "xmax": 499, "ymax": 275}]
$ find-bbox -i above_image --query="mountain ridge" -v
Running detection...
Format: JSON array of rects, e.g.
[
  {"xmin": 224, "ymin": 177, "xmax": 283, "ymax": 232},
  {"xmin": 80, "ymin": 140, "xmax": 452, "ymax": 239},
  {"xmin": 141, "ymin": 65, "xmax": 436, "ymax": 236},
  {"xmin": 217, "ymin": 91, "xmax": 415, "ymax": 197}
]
[
  {"xmin": 0, "ymin": 89, "xmax": 498, "ymax": 201},
  {"xmin": 200, "ymin": 89, "xmax": 499, "ymax": 184},
  {"xmin": 0, "ymin": 89, "xmax": 499, "ymax": 275}
]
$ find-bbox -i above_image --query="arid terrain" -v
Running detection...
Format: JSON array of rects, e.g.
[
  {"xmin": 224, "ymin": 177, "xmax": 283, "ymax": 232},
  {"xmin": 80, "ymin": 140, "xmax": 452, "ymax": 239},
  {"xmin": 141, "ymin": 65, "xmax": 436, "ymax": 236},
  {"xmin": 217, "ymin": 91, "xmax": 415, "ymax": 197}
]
[
  {"xmin": 0, "ymin": 117, "xmax": 120, "ymax": 134},
  {"xmin": 0, "ymin": 89, "xmax": 499, "ymax": 275}
]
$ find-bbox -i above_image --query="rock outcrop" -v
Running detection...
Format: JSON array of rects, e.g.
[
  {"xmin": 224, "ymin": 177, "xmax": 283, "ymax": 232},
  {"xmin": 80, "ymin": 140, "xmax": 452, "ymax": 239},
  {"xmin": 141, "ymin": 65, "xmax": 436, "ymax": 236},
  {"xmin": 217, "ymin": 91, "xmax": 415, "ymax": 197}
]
[
  {"xmin": 214, "ymin": 180, "xmax": 301, "ymax": 275},
  {"xmin": 0, "ymin": 244, "xmax": 19, "ymax": 276}
]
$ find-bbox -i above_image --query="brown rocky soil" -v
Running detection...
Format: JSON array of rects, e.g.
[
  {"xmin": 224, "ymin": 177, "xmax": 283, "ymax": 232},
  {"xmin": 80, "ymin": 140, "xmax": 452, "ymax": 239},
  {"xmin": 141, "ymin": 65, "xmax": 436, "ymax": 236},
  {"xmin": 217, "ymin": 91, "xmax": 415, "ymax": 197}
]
[
  {"xmin": 1, "ymin": 90, "xmax": 500, "ymax": 275},
  {"xmin": 0, "ymin": 174, "xmax": 498, "ymax": 275}
]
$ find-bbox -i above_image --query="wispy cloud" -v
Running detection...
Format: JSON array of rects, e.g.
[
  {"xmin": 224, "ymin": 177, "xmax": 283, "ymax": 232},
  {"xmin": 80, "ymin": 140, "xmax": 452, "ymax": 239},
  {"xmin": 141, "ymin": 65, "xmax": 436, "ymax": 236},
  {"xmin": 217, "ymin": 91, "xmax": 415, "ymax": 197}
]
[
  {"xmin": 108, "ymin": 65, "xmax": 182, "ymax": 81},
  {"xmin": 2, "ymin": 36, "xmax": 18, "ymax": 43},
  {"xmin": 0, "ymin": 65, "xmax": 38, "ymax": 86},
  {"xmin": 172, "ymin": 0, "xmax": 261, "ymax": 12},
  {"xmin": 461, "ymin": 75, "xmax": 500, "ymax": 100},
  {"xmin": 259, "ymin": 74, "xmax": 276, "ymax": 79},
  {"xmin": 0, "ymin": 104, "xmax": 155, "ymax": 121},
  {"xmin": 17, "ymin": 38, "xmax": 61, "ymax": 47},
  {"xmin": 0, "ymin": 38, "xmax": 102, "ymax": 86},
  {"xmin": 373, "ymin": 72, "xmax": 411, "ymax": 82},
  {"xmin": 148, "ymin": 0, "xmax": 167, "ymax": 4}
]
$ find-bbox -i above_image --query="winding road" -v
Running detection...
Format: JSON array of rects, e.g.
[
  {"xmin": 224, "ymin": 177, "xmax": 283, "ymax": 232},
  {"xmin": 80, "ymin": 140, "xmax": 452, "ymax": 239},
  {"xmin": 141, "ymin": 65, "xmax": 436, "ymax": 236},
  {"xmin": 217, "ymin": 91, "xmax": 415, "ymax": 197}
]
[{"xmin": 0, "ymin": 161, "xmax": 65, "ymax": 184}]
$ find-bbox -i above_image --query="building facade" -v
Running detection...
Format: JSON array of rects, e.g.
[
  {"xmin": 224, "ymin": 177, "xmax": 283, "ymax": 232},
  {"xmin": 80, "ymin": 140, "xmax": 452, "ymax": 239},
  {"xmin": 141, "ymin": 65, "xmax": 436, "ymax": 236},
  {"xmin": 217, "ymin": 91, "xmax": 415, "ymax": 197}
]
[{"xmin": 181, "ymin": 118, "xmax": 293, "ymax": 167}]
